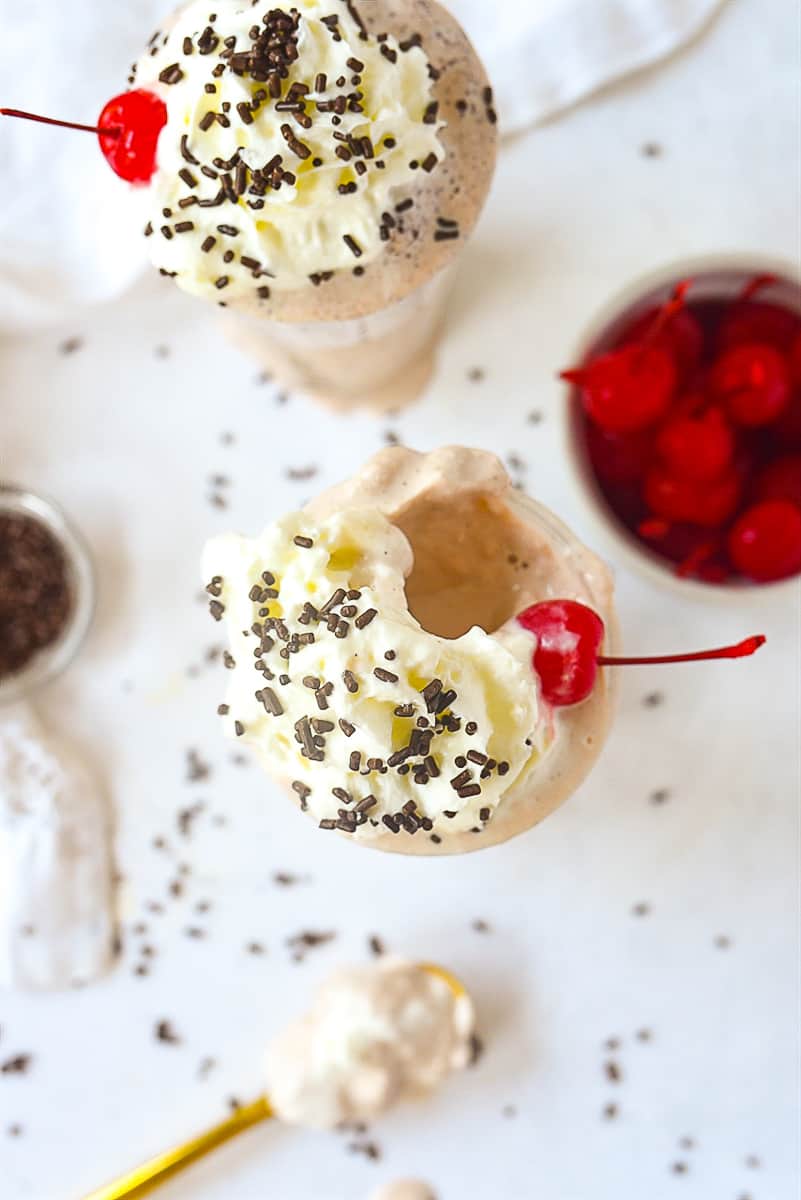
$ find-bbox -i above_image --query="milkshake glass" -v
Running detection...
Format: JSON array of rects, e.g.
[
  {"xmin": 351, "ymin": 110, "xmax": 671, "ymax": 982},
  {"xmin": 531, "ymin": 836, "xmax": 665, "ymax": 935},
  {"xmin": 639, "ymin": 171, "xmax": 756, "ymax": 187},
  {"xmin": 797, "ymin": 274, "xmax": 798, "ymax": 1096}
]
[
  {"xmin": 133, "ymin": 0, "xmax": 498, "ymax": 410},
  {"xmin": 203, "ymin": 447, "xmax": 619, "ymax": 855}
]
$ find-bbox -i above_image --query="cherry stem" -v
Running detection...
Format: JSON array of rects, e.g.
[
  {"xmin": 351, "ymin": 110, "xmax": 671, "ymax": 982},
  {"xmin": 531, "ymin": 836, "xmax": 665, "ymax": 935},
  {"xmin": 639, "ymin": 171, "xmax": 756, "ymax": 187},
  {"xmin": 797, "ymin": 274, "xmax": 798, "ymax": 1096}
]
[
  {"xmin": 738, "ymin": 273, "xmax": 777, "ymax": 303},
  {"xmin": 597, "ymin": 634, "xmax": 766, "ymax": 667},
  {"xmin": 0, "ymin": 107, "xmax": 120, "ymax": 138},
  {"xmin": 633, "ymin": 279, "xmax": 692, "ymax": 367}
]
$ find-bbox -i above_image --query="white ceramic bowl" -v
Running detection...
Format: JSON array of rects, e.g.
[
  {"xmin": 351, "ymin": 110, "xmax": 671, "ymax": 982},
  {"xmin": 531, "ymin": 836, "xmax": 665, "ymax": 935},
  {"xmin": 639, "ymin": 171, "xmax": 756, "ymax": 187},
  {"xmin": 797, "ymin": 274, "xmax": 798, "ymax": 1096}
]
[
  {"xmin": 0, "ymin": 485, "xmax": 95, "ymax": 704},
  {"xmin": 558, "ymin": 253, "xmax": 801, "ymax": 603}
]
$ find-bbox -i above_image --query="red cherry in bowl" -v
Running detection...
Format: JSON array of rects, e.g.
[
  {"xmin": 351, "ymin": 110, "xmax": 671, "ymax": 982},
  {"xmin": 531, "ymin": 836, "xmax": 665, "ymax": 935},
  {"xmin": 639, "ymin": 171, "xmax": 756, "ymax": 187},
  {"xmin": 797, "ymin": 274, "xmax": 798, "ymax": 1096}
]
[
  {"xmin": 655, "ymin": 408, "xmax": 735, "ymax": 482},
  {"xmin": 710, "ymin": 342, "xmax": 791, "ymax": 427},
  {"xmin": 728, "ymin": 500, "xmax": 801, "ymax": 582},
  {"xmin": 1, "ymin": 90, "xmax": 167, "ymax": 184},
  {"xmin": 516, "ymin": 600, "xmax": 765, "ymax": 708},
  {"xmin": 562, "ymin": 343, "xmax": 676, "ymax": 434},
  {"xmin": 644, "ymin": 465, "xmax": 741, "ymax": 527}
]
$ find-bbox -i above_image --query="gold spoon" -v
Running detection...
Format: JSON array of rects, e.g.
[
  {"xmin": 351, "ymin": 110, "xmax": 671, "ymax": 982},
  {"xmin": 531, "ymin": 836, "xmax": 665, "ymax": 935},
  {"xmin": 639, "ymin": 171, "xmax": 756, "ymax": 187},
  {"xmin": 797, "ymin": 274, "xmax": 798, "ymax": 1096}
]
[{"xmin": 82, "ymin": 964, "xmax": 467, "ymax": 1200}]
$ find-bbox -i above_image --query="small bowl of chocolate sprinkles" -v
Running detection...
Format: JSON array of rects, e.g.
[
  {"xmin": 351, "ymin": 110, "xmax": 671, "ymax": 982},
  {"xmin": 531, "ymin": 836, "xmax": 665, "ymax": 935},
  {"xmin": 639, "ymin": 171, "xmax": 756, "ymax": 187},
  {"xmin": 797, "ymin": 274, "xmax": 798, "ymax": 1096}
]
[{"xmin": 0, "ymin": 484, "xmax": 95, "ymax": 703}]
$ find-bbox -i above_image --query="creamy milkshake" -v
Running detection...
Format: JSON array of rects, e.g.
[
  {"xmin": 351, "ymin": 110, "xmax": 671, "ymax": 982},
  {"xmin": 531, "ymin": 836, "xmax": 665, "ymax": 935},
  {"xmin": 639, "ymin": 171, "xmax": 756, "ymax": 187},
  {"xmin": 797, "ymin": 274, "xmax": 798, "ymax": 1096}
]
[
  {"xmin": 134, "ymin": 0, "xmax": 498, "ymax": 410},
  {"xmin": 202, "ymin": 447, "xmax": 617, "ymax": 854}
]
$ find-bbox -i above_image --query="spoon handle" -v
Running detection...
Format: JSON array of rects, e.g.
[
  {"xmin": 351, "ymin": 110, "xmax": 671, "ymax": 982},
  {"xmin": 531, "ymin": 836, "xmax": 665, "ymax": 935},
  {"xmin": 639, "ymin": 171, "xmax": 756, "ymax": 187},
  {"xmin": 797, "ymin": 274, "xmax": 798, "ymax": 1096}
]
[{"xmin": 82, "ymin": 1096, "xmax": 274, "ymax": 1199}]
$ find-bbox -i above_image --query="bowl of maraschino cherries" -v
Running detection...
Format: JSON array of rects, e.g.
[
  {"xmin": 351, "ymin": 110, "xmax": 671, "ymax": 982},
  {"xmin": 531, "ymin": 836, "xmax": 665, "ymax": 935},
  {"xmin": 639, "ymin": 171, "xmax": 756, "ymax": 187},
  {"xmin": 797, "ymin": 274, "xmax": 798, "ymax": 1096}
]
[{"xmin": 561, "ymin": 257, "xmax": 801, "ymax": 597}]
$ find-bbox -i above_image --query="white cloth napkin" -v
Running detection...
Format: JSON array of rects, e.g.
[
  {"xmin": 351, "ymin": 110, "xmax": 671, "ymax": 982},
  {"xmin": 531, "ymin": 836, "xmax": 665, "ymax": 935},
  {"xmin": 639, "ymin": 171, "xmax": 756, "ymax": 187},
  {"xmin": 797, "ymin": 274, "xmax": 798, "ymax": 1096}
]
[
  {"xmin": 450, "ymin": 0, "xmax": 729, "ymax": 134},
  {"xmin": 0, "ymin": 0, "xmax": 727, "ymax": 333},
  {"xmin": 0, "ymin": 703, "xmax": 115, "ymax": 991}
]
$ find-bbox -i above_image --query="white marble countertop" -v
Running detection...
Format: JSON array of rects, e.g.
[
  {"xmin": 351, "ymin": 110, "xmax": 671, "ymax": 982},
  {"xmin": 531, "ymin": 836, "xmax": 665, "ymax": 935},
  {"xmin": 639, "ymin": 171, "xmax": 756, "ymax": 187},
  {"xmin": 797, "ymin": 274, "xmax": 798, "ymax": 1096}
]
[{"xmin": 1, "ymin": 0, "xmax": 799, "ymax": 1197}]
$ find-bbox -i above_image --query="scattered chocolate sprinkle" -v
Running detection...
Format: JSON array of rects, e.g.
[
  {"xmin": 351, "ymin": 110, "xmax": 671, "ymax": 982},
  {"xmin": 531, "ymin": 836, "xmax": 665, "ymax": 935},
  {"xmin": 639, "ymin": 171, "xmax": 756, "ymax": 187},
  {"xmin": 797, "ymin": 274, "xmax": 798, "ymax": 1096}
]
[
  {"xmin": 347, "ymin": 1140, "xmax": 382, "ymax": 1161},
  {"xmin": 286, "ymin": 929, "xmax": 336, "ymax": 962},
  {"xmin": 293, "ymin": 535, "xmax": 313, "ymax": 548},
  {"xmin": 186, "ymin": 748, "xmax": 211, "ymax": 783},
  {"xmin": 155, "ymin": 1020, "xmax": 181, "ymax": 1045},
  {"xmin": 604, "ymin": 1060, "xmax": 622, "ymax": 1083},
  {"xmin": 197, "ymin": 1057, "xmax": 217, "ymax": 1079},
  {"xmin": 1, "ymin": 1055, "xmax": 31, "ymax": 1075},
  {"xmin": 373, "ymin": 667, "xmax": 398, "ymax": 684}
]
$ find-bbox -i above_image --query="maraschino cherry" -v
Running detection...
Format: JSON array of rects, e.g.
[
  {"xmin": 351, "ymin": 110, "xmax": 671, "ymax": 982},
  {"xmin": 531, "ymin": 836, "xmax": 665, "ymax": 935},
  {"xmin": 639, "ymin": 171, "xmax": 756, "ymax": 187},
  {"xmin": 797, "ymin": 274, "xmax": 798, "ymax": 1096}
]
[
  {"xmin": 655, "ymin": 407, "xmax": 734, "ymax": 482},
  {"xmin": 517, "ymin": 600, "xmax": 765, "ymax": 708},
  {"xmin": 644, "ymin": 464, "xmax": 741, "ymax": 527},
  {"xmin": 1, "ymin": 90, "xmax": 167, "ymax": 183},
  {"xmin": 561, "ymin": 283, "xmax": 693, "ymax": 434},
  {"xmin": 562, "ymin": 343, "xmax": 676, "ymax": 434},
  {"xmin": 728, "ymin": 501, "xmax": 801, "ymax": 582},
  {"xmin": 710, "ymin": 342, "xmax": 791, "ymax": 428}
]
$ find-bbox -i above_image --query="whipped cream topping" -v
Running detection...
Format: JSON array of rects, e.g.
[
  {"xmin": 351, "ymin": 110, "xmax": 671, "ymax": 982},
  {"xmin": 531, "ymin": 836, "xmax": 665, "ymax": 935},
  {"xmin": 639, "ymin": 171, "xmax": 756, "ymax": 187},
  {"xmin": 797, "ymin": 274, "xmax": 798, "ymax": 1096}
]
[
  {"xmin": 135, "ymin": 0, "xmax": 444, "ymax": 300},
  {"xmin": 265, "ymin": 959, "xmax": 474, "ymax": 1129},
  {"xmin": 203, "ymin": 507, "xmax": 550, "ymax": 844}
]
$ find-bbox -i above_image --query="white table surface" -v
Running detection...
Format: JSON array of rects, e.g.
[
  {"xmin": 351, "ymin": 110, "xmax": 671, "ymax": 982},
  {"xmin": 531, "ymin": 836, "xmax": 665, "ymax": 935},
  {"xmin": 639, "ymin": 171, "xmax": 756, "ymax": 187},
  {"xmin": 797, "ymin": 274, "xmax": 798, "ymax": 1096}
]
[{"xmin": 1, "ymin": 1, "xmax": 799, "ymax": 1197}]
